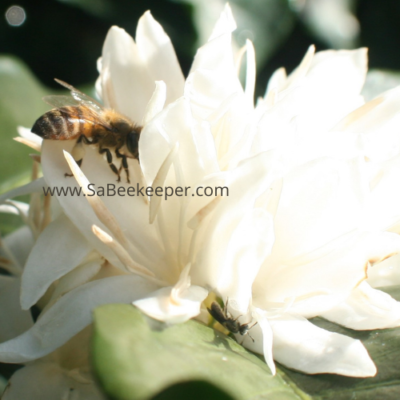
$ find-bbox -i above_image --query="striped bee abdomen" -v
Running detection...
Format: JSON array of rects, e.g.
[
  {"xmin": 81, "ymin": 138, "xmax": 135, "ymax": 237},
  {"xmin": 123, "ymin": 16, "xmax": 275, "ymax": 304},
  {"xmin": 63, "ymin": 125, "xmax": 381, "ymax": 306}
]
[{"xmin": 31, "ymin": 106, "xmax": 97, "ymax": 140}]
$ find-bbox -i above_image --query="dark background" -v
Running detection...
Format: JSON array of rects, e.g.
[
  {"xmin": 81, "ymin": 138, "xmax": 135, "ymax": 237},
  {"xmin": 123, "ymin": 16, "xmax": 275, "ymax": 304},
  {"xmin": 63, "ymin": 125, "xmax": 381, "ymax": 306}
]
[{"xmin": 1, "ymin": 0, "xmax": 400, "ymax": 98}]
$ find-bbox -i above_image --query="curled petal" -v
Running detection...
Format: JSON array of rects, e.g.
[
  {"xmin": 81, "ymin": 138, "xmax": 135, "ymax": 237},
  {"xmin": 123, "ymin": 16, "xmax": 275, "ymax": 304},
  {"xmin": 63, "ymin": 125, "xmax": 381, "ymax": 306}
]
[
  {"xmin": 136, "ymin": 11, "xmax": 184, "ymax": 104},
  {"xmin": 21, "ymin": 214, "xmax": 92, "ymax": 310},
  {"xmin": 241, "ymin": 308, "xmax": 276, "ymax": 375},
  {"xmin": 368, "ymin": 253, "xmax": 400, "ymax": 288},
  {"xmin": 134, "ymin": 264, "xmax": 208, "ymax": 324},
  {"xmin": 322, "ymin": 282, "xmax": 400, "ymax": 330},
  {"xmin": 142, "ymin": 80, "xmax": 166, "ymax": 126},
  {"xmin": 270, "ymin": 315, "xmax": 376, "ymax": 377},
  {"xmin": 0, "ymin": 178, "xmax": 45, "ymax": 204},
  {"xmin": 0, "ymin": 276, "xmax": 159, "ymax": 363},
  {"xmin": 217, "ymin": 208, "xmax": 274, "ymax": 313},
  {"xmin": 98, "ymin": 26, "xmax": 154, "ymax": 121}
]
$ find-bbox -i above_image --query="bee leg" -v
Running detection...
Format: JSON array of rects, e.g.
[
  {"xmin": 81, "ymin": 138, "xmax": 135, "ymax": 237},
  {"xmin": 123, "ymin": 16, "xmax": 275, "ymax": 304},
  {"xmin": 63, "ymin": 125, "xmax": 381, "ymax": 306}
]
[
  {"xmin": 121, "ymin": 155, "xmax": 130, "ymax": 184},
  {"xmin": 65, "ymin": 160, "xmax": 83, "ymax": 177},
  {"xmin": 115, "ymin": 148, "xmax": 130, "ymax": 183},
  {"xmin": 65, "ymin": 137, "xmax": 86, "ymax": 177},
  {"xmin": 100, "ymin": 148, "xmax": 121, "ymax": 182}
]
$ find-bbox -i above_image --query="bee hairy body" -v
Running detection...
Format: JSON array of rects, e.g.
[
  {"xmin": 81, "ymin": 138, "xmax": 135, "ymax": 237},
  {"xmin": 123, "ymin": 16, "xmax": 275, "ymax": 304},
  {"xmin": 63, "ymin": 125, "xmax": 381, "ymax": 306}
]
[
  {"xmin": 32, "ymin": 79, "xmax": 143, "ymax": 183},
  {"xmin": 32, "ymin": 105, "xmax": 103, "ymax": 140}
]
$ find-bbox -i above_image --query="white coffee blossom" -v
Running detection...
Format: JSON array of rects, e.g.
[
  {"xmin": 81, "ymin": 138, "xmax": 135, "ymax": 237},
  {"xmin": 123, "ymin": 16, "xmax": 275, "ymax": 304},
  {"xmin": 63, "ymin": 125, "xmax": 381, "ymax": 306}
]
[{"xmin": 1, "ymin": 6, "xmax": 400, "ymax": 391}]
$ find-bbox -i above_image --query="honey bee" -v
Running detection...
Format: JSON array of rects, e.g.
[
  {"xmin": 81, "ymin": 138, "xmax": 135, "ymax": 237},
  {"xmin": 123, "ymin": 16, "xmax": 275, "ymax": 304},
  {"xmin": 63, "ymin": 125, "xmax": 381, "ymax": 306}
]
[{"xmin": 31, "ymin": 79, "xmax": 141, "ymax": 183}]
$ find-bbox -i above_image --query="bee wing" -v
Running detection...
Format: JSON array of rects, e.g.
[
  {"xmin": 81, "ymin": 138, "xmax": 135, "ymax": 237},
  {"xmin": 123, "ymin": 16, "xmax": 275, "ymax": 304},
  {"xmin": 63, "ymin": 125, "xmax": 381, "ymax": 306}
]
[
  {"xmin": 54, "ymin": 78, "xmax": 104, "ymax": 113},
  {"xmin": 42, "ymin": 95, "xmax": 81, "ymax": 109},
  {"xmin": 80, "ymin": 106, "xmax": 114, "ymax": 131}
]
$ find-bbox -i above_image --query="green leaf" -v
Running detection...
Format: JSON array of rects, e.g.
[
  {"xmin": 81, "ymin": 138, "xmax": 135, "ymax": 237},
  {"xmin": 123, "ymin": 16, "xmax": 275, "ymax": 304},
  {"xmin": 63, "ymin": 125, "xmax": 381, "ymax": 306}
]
[
  {"xmin": 0, "ymin": 55, "xmax": 48, "ymax": 195},
  {"xmin": 92, "ymin": 304, "xmax": 310, "ymax": 400},
  {"xmin": 281, "ymin": 285, "xmax": 400, "ymax": 400}
]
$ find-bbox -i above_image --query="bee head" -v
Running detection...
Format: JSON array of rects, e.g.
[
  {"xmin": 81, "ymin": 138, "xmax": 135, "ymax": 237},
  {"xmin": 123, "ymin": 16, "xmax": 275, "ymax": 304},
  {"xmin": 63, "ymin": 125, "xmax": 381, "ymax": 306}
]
[
  {"xmin": 126, "ymin": 129, "xmax": 140, "ymax": 159},
  {"xmin": 239, "ymin": 324, "xmax": 249, "ymax": 336}
]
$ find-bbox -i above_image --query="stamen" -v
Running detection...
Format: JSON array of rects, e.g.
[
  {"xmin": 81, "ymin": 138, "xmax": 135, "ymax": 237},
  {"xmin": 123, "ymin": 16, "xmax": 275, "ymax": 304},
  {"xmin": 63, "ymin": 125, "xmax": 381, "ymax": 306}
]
[
  {"xmin": 63, "ymin": 151, "xmax": 129, "ymax": 248},
  {"xmin": 92, "ymin": 225, "xmax": 167, "ymax": 287},
  {"xmin": 187, "ymin": 196, "xmax": 221, "ymax": 230},
  {"xmin": 28, "ymin": 160, "xmax": 42, "ymax": 231},
  {"xmin": 265, "ymin": 87, "xmax": 277, "ymax": 108},
  {"xmin": 29, "ymin": 154, "xmax": 41, "ymax": 163},
  {"xmin": 29, "ymin": 193, "xmax": 41, "ymax": 233},
  {"xmin": 245, "ymin": 39, "xmax": 256, "ymax": 107},
  {"xmin": 14, "ymin": 137, "xmax": 41, "ymax": 152},
  {"xmin": 235, "ymin": 44, "xmax": 246, "ymax": 76},
  {"xmin": 335, "ymin": 96, "xmax": 384, "ymax": 131},
  {"xmin": 40, "ymin": 193, "xmax": 52, "ymax": 232},
  {"xmin": 170, "ymin": 264, "xmax": 191, "ymax": 305}
]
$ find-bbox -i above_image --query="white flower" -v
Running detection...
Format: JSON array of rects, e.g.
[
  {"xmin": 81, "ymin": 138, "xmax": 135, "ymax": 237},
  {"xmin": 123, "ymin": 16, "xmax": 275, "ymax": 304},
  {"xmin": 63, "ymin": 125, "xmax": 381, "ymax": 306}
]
[
  {"xmin": 1, "ymin": 3, "xmax": 400, "ymax": 384},
  {"xmin": 0, "ymin": 204, "xmax": 105, "ymax": 399}
]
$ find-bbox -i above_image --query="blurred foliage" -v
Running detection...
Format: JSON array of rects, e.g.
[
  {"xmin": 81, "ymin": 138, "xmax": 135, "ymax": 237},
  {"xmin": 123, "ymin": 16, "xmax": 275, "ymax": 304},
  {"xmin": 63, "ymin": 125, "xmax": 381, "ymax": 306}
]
[
  {"xmin": 0, "ymin": 56, "xmax": 47, "ymax": 194},
  {"xmin": 1, "ymin": 0, "xmax": 400, "ymax": 95},
  {"xmin": 362, "ymin": 69, "xmax": 400, "ymax": 101},
  {"xmin": 92, "ymin": 304, "xmax": 310, "ymax": 400},
  {"xmin": 0, "ymin": 374, "xmax": 6, "ymax": 396}
]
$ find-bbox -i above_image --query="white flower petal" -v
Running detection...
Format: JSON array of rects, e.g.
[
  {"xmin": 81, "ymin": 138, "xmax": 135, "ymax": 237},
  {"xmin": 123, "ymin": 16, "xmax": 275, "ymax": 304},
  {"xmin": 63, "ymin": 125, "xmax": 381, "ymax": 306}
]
[
  {"xmin": 368, "ymin": 253, "xmax": 400, "ymax": 288},
  {"xmin": 265, "ymin": 158, "xmax": 368, "ymax": 263},
  {"xmin": 362, "ymin": 154, "xmax": 400, "ymax": 232},
  {"xmin": 335, "ymin": 86, "xmax": 400, "ymax": 162},
  {"xmin": 48, "ymin": 260, "xmax": 102, "ymax": 307},
  {"xmin": 322, "ymin": 282, "xmax": 400, "ymax": 330},
  {"xmin": 41, "ymin": 140, "xmax": 166, "ymax": 278},
  {"xmin": 21, "ymin": 214, "xmax": 93, "ymax": 310},
  {"xmin": 255, "ymin": 231, "xmax": 400, "ymax": 316},
  {"xmin": 134, "ymin": 285, "xmax": 208, "ymax": 324},
  {"xmin": 142, "ymin": 80, "xmax": 166, "ymax": 126},
  {"xmin": 244, "ymin": 39, "xmax": 256, "ymax": 106},
  {"xmin": 0, "ymin": 275, "xmax": 159, "ymax": 363},
  {"xmin": 140, "ymin": 97, "xmax": 217, "ymax": 189},
  {"xmin": 17, "ymin": 126, "xmax": 43, "ymax": 146},
  {"xmin": 99, "ymin": 26, "xmax": 154, "ymax": 121},
  {"xmin": 2, "ymin": 225, "xmax": 34, "ymax": 268},
  {"xmin": 0, "ymin": 178, "xmax": 45, "ymax": 204},
  {"xmin": 208, "ymin": 3, "xmax": 236, "ymax": 41},
  {"xmin": 136, "ymin": 11, "xmax": 184, "ymax": 105},
  {"xmin": 192, "ymin": 150, "xmax": 280, "ymax": 295},
  {"xmin": 134, "ymin": 263, "xmax": 207, "ymax": 324},
  {"xmin": 2, "ymin": 362, "xmax": 106, "ymax": 400},
  {"xmin": 186, "ymin": 5, "xmax": 242, "ymax": 122},
  {"xmin": 270, "ymin": 315, "xmax": 376, "ymax": 377},
  {"xmin": 242, "ymin": 308, "xmax": 276, "ymax": 375},
  {"xmin": 217, "ymin": 208, "xmax": 274, "ymax": 313}
]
